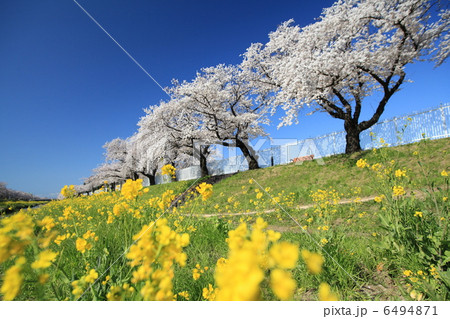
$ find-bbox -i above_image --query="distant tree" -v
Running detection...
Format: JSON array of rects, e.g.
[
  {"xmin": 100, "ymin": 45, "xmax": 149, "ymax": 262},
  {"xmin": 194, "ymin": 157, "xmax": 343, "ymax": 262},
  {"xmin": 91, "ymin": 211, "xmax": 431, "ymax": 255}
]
[
  {"xmin": 170, "ymin": 64, "xmax": 270, "ymax": 169},
  {"xmin": 0, "ymin": 182, "xmax": 44, "ymax": 201},
  {"xmin": 139, "ymin": 99, "xmax": 212, "ymax": 178},
  {"xmin": 243, "ymin": 0, "xmax": 449, "ymax": 153}
]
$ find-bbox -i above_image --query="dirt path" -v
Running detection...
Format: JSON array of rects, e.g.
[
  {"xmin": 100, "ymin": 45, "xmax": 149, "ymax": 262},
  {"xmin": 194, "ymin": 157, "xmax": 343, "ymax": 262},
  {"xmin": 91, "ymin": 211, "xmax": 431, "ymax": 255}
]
[
  {"xmin": 169, "ymin": 173, "xmax": 237, "ymax": 210},
  {"xmin": 189, "ymin": 195, "xmax": 377, "ymax": 218}
]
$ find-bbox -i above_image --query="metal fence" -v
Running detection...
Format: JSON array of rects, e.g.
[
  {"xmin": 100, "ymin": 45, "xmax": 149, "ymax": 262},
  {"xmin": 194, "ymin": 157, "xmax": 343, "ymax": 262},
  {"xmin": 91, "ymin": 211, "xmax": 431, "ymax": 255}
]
[{"xmin": 147, "ymin": 104, "xmax": 449, "ymax": 186}]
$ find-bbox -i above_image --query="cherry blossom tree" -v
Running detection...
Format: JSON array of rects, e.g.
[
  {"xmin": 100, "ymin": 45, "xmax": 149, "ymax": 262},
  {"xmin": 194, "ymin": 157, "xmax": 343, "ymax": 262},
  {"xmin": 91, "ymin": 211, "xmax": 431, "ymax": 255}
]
[
  {"xmin": 243, "ymin": 0, "xmax": 449, "ymax": 153},
  {"xmin": 139, "ymin": 99, "xmax": 213, "ymax": 178},
  {"xmin": 170, "ymin": 64, "xmax": 270, "ymax": 170}
]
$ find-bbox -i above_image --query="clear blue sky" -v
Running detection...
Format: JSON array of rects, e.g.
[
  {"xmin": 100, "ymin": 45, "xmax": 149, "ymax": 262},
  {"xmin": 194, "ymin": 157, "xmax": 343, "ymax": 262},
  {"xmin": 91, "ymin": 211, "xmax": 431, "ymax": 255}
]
[{"xmin": 0, "ymin": 0, "xmax": 449, "ymax": 198}]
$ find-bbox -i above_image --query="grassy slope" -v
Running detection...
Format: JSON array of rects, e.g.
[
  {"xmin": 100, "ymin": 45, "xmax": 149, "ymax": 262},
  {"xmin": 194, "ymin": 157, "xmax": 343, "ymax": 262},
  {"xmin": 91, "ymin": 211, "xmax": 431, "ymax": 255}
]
[
  {"xmin": 207, "ymin": 137, "xmax": 449, "ymax": 211},
  {"xmin": 2, "ymin": 138, "xmax": 447, "ymax": 301},
  {"xmin": 145, "ymin": 137, "xmax": 448, "ymax": 217},
  {"xmin": 142, "ymin": 138, "xmax": 449, "ymax": 300}
]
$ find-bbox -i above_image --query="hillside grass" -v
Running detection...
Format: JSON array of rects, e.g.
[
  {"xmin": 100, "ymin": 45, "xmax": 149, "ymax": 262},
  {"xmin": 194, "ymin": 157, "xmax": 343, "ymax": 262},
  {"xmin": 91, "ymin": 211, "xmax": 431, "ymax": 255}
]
[
  {"xmin": 0, "ymin": 136, "xmax": 448, "ymax": 301},
  {"xmin": 197, "ymin": 137, "xmax": 449, "ymax": 215}
]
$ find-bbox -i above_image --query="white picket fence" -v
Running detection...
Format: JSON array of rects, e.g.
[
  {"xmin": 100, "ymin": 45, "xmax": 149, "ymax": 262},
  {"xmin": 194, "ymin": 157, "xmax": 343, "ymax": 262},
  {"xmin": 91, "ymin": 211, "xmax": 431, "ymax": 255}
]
[{"xmin": 147, "ymin": 104, "xmax": 449, "ymax": 186}]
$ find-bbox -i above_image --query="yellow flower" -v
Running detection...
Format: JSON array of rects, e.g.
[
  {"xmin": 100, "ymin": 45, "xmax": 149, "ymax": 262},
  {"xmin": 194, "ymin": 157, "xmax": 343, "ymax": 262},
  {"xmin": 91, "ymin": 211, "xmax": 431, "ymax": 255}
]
[
  {"xmin": 102, "ymin": 275, "xmax": 111, "ymax": 285},
  {"xmin": 441, "ymin": 170, "xmax": 448, "ymax": 177},
  {"xmin": 60, "ymin": 185, "xmax": 76, "ymax": 199},
  {"xmin": 374, "ymin": 195, "xmax": 385, "ymax": 203},
  {"xmin": 192, "ymin": 268, "xmax": 201, "ymax": 280},
  {"xmin": 202, "ymin": 284, "xmax": 218, "ymax": 301},
  {"xmin": 395, "ymin": 169, "xmax": 407, "ymax": 178},
  {"xmin": 270, "ymin": 269, "xmax": 296, "ymax": 301},
  {"xmin": 356, "ymin": 159, "xmax": 368, "ymax": 168},
  {"xmin": 392, "ymin": 185, "xmax": 406, "ymax": 197},
  {"xmin": 177, "ymin": 290, "xmax": 190, "ymax": 300},
  {"xmin": 38, "ymin": 216, "xmax": 56, "ymax": 231},
  {"xmin": 161, "ymin": 164, "xmax": 176, "ymax": 178},
  {"xmin": 106, "ymin": 286, "xmax": 122, "ymax": 301},
  {"xmin": 85, "ymin": 269, "xmax": 99, "ymax": 284},
  {"xmin": 371, "ymin": 163, "xmax": 382, "ymax": 172},
  {"xmin": 414, "ymin": 211, "xmax": 423, "ymax": 218},
  {"xmin": 267, "ymin": 230, "xmax": 281, "ymax": 242},
  {"xmin": 301, "ymin": 250, "xmax": 324, "ymax": 275},
  {"xmin": 121, "ymin": 179, "xmax": 143, "ymax": 200},
  {"xmin": 31, "ymin": 250, "xmax": 58, "ymax": 269},
  {"xmin": 1, "ymin": 257, "xmax": 26, "ymax": 300},
  {"xmin": 269, "ymin": 242, "xmax": 299, "ymax": 269},
  {"xmin": 248, "ymin": 179, "xmax": 253, "ymax": 184},
  {"xmin": 320, "ymin": 238, "xmax": 328, "ymax": 246},
  {"xmin": 76, "ymin": 238, "xmax": 92, "ymax": 254},
  {"xmin": 403, "ymin": 270, "xmax": 412, "ymax": 277},
  {"xmin": 196, "ymin": 183, "xmax": 213, "ymax": 201},
  {"xmin": 318, "ymin": 283, "xmax": 338, "ymax": 301}
]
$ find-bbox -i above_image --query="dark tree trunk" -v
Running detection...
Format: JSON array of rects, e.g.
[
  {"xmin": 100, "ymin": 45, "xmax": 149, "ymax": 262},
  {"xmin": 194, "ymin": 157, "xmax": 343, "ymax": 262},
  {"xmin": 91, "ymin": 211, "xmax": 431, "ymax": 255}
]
[
  {"xmin": 142, "ymin": 169, "xmax": 157, "ymax": 186},
  {"xmin": 199, "ymin": 150, "xmax": 209, "ymax": 177},
  {"xmin": 148, "ymin": 174, "xmax": 156, "ymax": 186},
  {"xmin": 236, "ymin": 138, "xmax": 260, "ymax": 170},
  {"xmin": 344, "ymin": 120, "xmax": 362, "ymax": 154}
]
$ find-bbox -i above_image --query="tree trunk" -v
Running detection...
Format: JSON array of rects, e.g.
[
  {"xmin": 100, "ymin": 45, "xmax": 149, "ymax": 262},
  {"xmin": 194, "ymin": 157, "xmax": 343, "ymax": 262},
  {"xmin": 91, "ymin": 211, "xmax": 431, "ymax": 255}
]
[
  {"xmin": 344, "ymin": 120, "xmax": 362, "ymax": 154},
  {"xmin": 199, "ymin": 150, "xmax": 209, "ymax": 177},
  {"xmin": 236, "ymin": 138, "xmax": 260, "ymax": 170},
  {"xmin": 142, "ymin": 168, "xmax": 157, "ymax": 186}
]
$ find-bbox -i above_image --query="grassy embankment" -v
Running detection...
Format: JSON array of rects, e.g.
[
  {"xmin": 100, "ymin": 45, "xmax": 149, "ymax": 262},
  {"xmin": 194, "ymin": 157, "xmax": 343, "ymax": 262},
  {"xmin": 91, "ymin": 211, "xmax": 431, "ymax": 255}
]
[{"xmin": 0, "ymin": 136, "xmax": 448, "ymax": 301}]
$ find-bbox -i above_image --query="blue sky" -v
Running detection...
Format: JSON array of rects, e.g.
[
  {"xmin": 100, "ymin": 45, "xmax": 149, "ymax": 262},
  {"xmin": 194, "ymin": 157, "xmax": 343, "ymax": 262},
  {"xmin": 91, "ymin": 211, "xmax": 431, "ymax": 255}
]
[{"xmin": 0, "ymin": 0, "xmax": 449, "ymax": 198}]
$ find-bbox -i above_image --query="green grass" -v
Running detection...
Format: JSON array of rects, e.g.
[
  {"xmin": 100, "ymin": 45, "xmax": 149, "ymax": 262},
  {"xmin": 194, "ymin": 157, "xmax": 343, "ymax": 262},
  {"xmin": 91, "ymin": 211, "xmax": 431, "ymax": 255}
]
[
  {"xmin": 189, "ymin": 137, "xmax": 449, "ymax": 215},
  {"xmin": 0, "ymin": 137, "xmax": 448, "ymax": 301},
  {"xmin": 0, "ymin": 200, "xmax": 50, "ymax": 215}
]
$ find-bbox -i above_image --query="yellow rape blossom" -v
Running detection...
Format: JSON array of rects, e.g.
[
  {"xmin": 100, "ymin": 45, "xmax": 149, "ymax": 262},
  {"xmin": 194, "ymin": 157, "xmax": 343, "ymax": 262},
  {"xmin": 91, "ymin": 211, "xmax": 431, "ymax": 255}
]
[
  {"xmin": 318, "ymin": 283, "xmax": 338, "ymax": 301},
  {"xmin": 31, "ymin": 250, "xmax": 58, "ymax": 269},
  {"xmin": 85, "ymin": 269, "xmax": 99, "ymax": 284},
  {"xmin": 121, "ymin": 179, "xmax": 143, "ymax": 200},
  {"xmin": 395, "ymin": 169, "xmax": 407, "ymax": 178},
  {"xmin": 269, "ymin": 242, "xmax": 299, "ymax": 269},
  {"xmin": 202, "ymin": 284, "xmax": 218, "ymax": 301},
  {"xmin": 270, "ymin": 269, "xmax": 296, "ymax": 301},
  {"xmin": 403, "ymin": 270, "xmax": 413, "ymax": 277},
  {"xmin": 392, "ymin": 185, "xmax": 406, "ymax": 197},
  {"xmin": 301, "ymin": 250, "xmax": 324, "ymax": 275},
  {"xmin": 0, "ymin": 256, "xmax": 26, "ymax": 300},
  {"xmin": 76, "ymin": 238, "xmax": 92, "ymax": 254},
  {"xmin": 356, "ymin": 159, "xmax": 369, "ymax": 168},
  {"xmin": 161, "ymin": 164, "xmax": 176, "ymax": 179},
  {"xmin": 196, "ymin": 183, "xmax": 213, "ymax": 202},
  {"xmin": 60, "ymin": 185, "xmax": 76, "ymax": 199}
]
